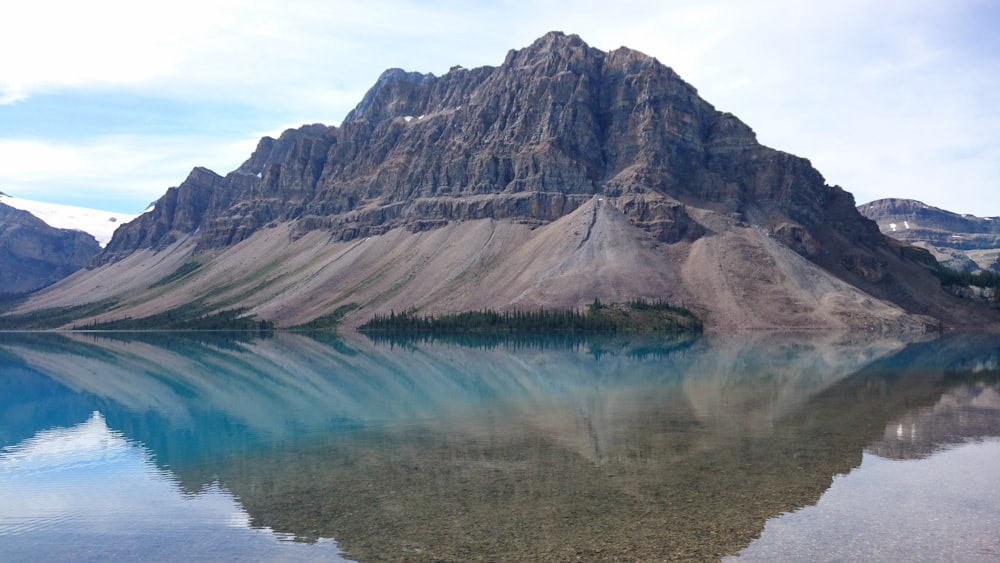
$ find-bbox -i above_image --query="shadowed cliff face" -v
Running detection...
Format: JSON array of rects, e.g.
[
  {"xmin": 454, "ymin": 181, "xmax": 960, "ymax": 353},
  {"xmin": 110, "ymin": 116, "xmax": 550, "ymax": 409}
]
[
  {"xmin": 0, "ymin": 202, "xmax": 101, "ymax": 293},
  {"xmin": 16, "ymin": 32, "xmax": 997, "ymax": 330}
]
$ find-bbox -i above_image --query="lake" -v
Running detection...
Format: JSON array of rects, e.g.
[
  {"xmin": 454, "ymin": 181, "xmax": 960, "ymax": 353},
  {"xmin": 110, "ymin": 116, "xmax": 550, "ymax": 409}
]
[{"xmin": 1, "ymin": 330, "xmax": 998, "ymax": 561}]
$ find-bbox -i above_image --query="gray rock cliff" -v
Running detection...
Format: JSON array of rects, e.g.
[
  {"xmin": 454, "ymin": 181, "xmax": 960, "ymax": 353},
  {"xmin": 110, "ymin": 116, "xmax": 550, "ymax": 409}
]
[
  {"xmin": 0, "ymin": 202, "xmax": 102, "ymax": 293},
  {"xmin": 23, "ymin": 32, "xmax": 992, "ymax": 330},
  {"xmin": 859, "ymin": 198, "xmax": 1000, "ymax": 272},
  {"xmin": 104, "ymin": 33, "xmax": 889, "ymax": 267}
]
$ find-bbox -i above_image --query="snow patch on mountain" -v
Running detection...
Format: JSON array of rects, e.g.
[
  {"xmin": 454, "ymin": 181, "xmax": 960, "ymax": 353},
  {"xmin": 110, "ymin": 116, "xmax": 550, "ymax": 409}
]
[{"xmin": 0, "ymin": 193, "xmax": 140, "ymax": 247}]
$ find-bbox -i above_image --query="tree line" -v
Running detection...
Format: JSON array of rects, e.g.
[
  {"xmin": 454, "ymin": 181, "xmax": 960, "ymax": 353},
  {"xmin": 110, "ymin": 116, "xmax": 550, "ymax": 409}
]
[
  {"xmin": 358, "ymin": 298, "xmax": 702, "ymax": 334},
  {"xmin": 934, "ymin": 266, "xmax": 1000, "ymax": 302}
]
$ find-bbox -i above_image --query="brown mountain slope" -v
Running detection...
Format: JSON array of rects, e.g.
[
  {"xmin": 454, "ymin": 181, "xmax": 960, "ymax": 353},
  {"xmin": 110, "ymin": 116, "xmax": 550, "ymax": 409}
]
[
  {"xmin": 20, "ymin": 197, "xmax": 944, "ymax": 331},
  {"xmin": 9, "ymin": 33, "xmax": 998, "ymax": 331}
]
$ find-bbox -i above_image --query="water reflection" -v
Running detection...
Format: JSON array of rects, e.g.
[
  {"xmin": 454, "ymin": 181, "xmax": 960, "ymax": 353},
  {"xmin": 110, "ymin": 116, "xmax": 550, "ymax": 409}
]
[
  {"xmin": 870, "ymin": 374, "xmax": 1000, "ymax": 460},
  {"xmin": 732, "ymin": 337, "xmax": 1000, "ymax": 561},
  {"xmin": 732, "ymin": 441, "xmax": 1000, "ymax": 562},
  {"xmin": 1, "ymin": 330, "xmax": 998, "ymax": 561},
  {"xmin": 0, "ymin": 410, "xmax": 349, "ymax": 562}
]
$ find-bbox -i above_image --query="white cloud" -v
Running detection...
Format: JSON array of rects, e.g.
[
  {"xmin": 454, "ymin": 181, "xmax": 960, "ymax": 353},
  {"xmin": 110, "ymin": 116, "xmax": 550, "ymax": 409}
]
[
  {"xmin": 0, "ymin": 140, "xmax": 87, "ymax": 179},
  {"xmin": 0, "ymin": 135, "xmax": 249, "ymax": 211},
  {"xmin": 0, "ymin": 0, "xmax": 238, "ymax": 103}
]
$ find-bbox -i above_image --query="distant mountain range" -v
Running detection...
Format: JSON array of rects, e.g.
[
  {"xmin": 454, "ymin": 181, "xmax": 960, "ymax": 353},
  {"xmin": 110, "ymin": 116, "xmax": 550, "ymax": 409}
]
[
  {"xmin": 859, "ymin": 198, "xmax": 1000, "ymax": 273},
  {"xmin": 0, "ymin": 199, "xmax": 101, "ymax": 294},
  {"xmin": 3, "ymin": 32, "xmax": 998, "ymax": 331},
  {"xmin": 0, "ymin": 193, "xmax": 139, "ymax": 294},
  {"xmin": 0, "ymin": 192, "xmax": 139, "ymax": 247}
]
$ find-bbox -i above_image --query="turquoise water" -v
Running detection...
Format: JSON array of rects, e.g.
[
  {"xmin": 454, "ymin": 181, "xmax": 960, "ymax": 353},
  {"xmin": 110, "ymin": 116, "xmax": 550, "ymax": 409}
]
[{"xmin": 1, "ymin": 331, "xmax": 998, "ymax": 561}]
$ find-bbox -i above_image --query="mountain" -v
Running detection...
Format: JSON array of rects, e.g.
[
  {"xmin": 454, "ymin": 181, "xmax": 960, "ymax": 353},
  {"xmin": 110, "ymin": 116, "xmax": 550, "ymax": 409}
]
[
  {"xmin": 859, "ymin": 198, "xmax": 1000, "ymax": 272},
  {"xmin": 0, "ymin": 201, "xmax": 102, "ymax": 294},
  {"xmin": 8, "ymin": 32, "xmax": 998, "ymax": 331},
  {"xmin": 0, "ymin": 193, "xmax": 139, "ymax": 247}
]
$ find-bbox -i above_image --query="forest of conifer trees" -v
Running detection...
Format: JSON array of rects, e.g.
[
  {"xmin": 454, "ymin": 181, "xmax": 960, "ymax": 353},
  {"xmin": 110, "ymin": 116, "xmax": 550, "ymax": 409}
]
[{"xmin": 358, "ymin": 299, "xmax": 702, "ymax": 334}]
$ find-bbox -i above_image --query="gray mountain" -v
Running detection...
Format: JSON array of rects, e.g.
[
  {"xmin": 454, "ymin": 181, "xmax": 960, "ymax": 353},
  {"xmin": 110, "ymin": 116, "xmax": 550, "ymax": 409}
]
[
  {"xmin": 859, "ymin": 198, "xmax": 1000, "ymax": 272},
  {"xmin": 0, "ymin": 201, "xmax": 101, "ymax": 294},
  {"xmin": 8, "ymin": 32, "xmax": 998, "ymax": 331}
]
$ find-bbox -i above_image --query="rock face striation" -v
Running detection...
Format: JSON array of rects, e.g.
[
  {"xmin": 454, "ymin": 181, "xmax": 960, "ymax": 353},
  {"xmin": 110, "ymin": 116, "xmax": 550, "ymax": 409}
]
[
  {"xmin": 99, "ymin": 32, "xmax": 872, "ymax": 260},
  {"xmin": 859, "ymin": 198, "xmax": 1000, "ymax": 272},
  {"xmin": 13, "ymin": 32, "xmax": 998, "ymax": 330},
  {"xmin": 0, "ymin": 201, "xmax": 102, "ymax": 294}
]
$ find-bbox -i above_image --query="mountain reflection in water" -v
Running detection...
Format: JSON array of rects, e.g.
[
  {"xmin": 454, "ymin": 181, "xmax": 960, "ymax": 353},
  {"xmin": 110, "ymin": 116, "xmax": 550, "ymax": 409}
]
[{"xmin": 1, "ymin": 330, "xmax": 998, "ymax": 561}]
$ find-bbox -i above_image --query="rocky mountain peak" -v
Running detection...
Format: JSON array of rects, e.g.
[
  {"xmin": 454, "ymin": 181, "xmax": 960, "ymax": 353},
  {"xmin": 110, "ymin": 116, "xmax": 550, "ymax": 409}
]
[
  {"xmin": 100, "ymin": 32, "xmax": 890, "ymax": 270},
  {"xmin": 501, "ymin": 31, "xmax": 595, "ymax": 71},
  {"xmin": 235, "ymin": 123, "xmax": 332, "ymax": 177},
  {"xmin": 342, "ymin": 68, "xmax": 438, "ymax": 125},
  {"xmin": 55, "ymin": 32, "xmax": 997, "ymax": 331}
]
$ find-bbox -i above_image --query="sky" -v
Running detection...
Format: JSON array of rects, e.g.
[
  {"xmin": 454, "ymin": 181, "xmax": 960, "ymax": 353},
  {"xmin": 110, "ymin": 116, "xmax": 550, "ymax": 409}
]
[{"xmin": 1, "ymin": 0, "xmax": 997, "ymax": 216}]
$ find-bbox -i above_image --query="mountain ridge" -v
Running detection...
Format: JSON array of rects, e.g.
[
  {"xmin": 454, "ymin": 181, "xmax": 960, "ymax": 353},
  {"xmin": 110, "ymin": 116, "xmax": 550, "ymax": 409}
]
[
  {"xmin": 0, "ymin": 201, "xmax": 102, "ymax": 294},
  {"xmin": 859, "ymin": 198, "xmax": 1000, "ymax": 273},
  {"xmin": 98, "ymin": 31, "xmax": 814, "ymax": 259},
  {"xmin": 9, "ymin": 32, "xmax": 998, "ymax": 331},
  {"xmin": 0, "ymin": 193, "xmax": 139, "ymax": 247}
]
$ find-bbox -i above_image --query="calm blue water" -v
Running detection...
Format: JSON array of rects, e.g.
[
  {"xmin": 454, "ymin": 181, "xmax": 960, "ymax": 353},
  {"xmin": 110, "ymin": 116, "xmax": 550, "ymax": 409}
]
[{"xmin": 1, "ymin": 330, "xmax": 998, "ymax": 561}]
